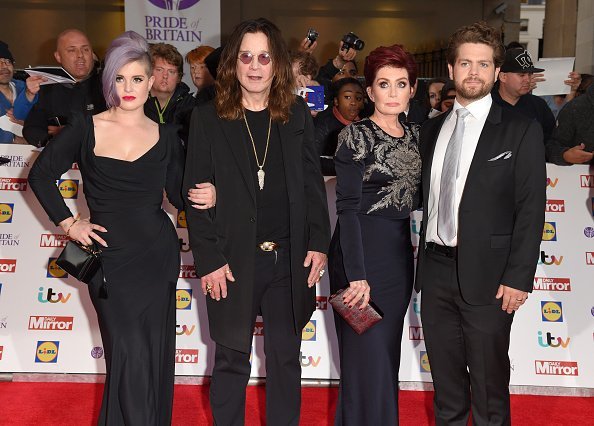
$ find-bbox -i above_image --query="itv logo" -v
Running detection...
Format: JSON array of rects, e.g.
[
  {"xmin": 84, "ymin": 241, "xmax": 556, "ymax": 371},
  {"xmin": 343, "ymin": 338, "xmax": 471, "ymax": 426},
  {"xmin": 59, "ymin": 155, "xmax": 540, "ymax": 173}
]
[
  {"xmin": 300, "ymin": 351, "xmax": 321, "ymax": 367},
  {"xmin": 537, "ymin": 331, "xmax": 570, "ymax": 348},
  {"xmin": 538, "ymin": 250, "xmax": 563, "ymax": 266},
  {"xmin": 37, "ymin": 287, "xmax": 71, "ymax": 303},
  {"xmin": 175, "ymin": 324, "xmax": 195, "ymax": 336}
]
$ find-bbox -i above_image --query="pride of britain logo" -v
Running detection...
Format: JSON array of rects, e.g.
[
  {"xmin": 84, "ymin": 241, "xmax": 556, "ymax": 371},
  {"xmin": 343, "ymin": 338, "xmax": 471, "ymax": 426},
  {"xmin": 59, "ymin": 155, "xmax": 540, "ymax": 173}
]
[{"xmin": 149, "ymin": 0, "xmax": 200, "ymax": 10}]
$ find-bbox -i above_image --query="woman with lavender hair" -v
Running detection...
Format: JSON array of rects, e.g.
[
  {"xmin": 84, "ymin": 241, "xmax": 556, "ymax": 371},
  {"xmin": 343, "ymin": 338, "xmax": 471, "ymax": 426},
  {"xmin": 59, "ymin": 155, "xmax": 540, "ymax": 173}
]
[{"xmin": 29, "ymin": 31, "xmax": 214, "ymax": 425}]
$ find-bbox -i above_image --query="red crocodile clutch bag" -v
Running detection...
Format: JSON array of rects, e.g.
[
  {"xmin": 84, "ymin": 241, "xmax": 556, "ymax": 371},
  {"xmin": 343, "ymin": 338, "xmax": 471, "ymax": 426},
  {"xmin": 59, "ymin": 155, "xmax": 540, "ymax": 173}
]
[{"xmin": 329, "ymin": 287, "xmax": 384, "ymax": 334}]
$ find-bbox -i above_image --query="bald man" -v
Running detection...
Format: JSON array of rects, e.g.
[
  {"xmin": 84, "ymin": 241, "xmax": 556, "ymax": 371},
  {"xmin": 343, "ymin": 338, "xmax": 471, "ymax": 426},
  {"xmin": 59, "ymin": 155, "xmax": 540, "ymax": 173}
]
[{"xmin": 23, "ymin": 29, "xmax": 106, "ymax": 147}]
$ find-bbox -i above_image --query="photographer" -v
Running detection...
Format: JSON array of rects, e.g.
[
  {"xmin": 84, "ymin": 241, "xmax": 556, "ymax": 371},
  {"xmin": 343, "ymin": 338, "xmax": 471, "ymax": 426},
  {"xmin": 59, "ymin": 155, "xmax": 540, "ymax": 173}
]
[{"xmin": 299, "ymin": 31, "xmax": 363, "ymax": 102}]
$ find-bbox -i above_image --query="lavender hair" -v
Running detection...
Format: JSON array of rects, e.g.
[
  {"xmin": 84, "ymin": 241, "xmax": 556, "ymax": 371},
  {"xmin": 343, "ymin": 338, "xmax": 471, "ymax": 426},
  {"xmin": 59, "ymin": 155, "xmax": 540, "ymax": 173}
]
[{"xmin": 102, "ymin": 31, "xmax": 152, "ymax": 108}]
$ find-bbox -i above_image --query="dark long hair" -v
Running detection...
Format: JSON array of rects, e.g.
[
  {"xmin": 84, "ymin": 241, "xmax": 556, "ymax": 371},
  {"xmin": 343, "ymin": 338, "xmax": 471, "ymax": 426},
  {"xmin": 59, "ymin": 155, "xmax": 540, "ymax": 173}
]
[{"xmin": 215, "ymin": 18, "xmax": 295, "ymax": 123}]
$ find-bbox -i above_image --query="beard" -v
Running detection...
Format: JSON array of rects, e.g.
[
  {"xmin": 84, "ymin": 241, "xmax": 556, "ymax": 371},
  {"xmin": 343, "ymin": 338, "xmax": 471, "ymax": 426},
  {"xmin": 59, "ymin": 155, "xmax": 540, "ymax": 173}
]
[{"xmin": 455, "ymin": 76, "xmax": 494, "ymax": 102}]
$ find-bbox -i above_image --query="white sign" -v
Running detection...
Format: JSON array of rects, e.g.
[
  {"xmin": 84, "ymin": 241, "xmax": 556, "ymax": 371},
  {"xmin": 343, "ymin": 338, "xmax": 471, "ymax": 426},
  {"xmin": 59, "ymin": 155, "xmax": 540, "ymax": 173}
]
[{"xmin": 124, "ymin": 0, "xmax": 221, "ymax": 89}]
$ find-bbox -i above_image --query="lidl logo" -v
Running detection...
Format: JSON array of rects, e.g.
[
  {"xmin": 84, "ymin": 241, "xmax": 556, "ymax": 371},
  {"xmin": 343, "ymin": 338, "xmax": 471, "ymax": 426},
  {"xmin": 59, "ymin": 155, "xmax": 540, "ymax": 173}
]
[
  {"xmin": 0, "ymin": 177, "xmax": 27, "ymax": 191},
  {"xmin": 542, "ymin": 222, "xmax": 557, "ymax": 241},
  {"xmin": 0, "ymin": 259, "xmax": 16, "ymax": 273},
  {"xmin": 420, "ymin": 351, "xmax": 431, "ymax": 373},
  {"xmin": 302, "ymin": 320, "xmax": 317, "ymax": 341},
  {"xmin": 533, "ymin": 277, "xmax": 571, "ymax": 292},
  {"xmin": 535, "ymin": 360, "xmax": 578, "ymax": 376},
  {"xmin": 177, "ymin": 210, "xmax": 187, "ymax": 228},
  {"xmin": 47, "ymin": 258, "xmax": 68, "ymax": 278},
  {"xmin": 541, "ymin": 301, "xmax": 563, "ymax": 322},
  {"xmin": 545, "ymin": 200, "xmax": 565, "ymax": 213},
  {"xmin": 35, "ymin": 341, "xmax": 59, "ymax": 363},
  {"xmin": 0, "ymin": 203, "xmax": 14, "ymax": 223},
  {"xmin": 176, "ymin": 288, "xmax": 192, "ymax": 310},
  {"xmin": 57, "ymin": 179, "xmax": 79, "ymax": 199},
  {"xmin": 175, "ymin": 348, "xmax": 199, "ymax": 363}
]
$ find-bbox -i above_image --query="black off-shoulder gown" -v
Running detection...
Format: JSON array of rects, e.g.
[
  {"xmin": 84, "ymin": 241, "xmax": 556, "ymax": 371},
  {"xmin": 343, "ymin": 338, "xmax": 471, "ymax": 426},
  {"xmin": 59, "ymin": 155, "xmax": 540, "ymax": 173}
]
[{"xmin": 28, "ymin": 113, "xmax": 184, "ymax": 425}]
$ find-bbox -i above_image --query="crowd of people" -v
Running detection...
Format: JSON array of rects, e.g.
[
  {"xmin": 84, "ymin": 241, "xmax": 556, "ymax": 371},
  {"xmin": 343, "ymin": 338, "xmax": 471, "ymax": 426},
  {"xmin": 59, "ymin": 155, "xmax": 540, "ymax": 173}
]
[{"xmin": 0, "ymin": 15, "xmax": 589, "ymax": 426}]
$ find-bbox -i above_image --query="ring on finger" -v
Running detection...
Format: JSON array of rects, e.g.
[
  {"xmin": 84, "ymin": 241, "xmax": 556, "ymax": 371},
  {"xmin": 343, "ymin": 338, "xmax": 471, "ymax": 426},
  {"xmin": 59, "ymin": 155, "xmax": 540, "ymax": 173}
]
[{"xmin": 206, "ymin": 283, "xmax": 213, "ymax": 292}]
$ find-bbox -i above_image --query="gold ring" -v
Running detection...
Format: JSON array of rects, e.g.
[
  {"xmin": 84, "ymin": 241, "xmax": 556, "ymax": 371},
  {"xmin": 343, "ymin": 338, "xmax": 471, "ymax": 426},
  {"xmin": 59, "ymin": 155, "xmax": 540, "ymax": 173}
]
[{"xmin": 206, "ymin": 283, "xmax": 213, "ymax": 292}]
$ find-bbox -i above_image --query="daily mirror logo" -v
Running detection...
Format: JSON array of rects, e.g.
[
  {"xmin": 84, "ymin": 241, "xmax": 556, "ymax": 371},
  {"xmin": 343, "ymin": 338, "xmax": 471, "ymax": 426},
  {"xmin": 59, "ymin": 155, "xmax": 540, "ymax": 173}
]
[
  {"xmin": 535, "ymin": 360, "xmax": 578, "ymax": 376},
  {"xmin": 0, "ymin": 178, "xmax": 27, "ymax": 191},
  {"xmin": 28, "ymin": 316, "xmax": 74, "ymax": 331},
  {"xmin": 175, "ymin": 348, "xmax": 198, "ymax": 363},
  {"xmin": 0, "ymin": 259, "xmax": 16, "ymax": 273},
  {"xmin": 533, "ymin": 277, "xmax": 571, "ymax": 292}
]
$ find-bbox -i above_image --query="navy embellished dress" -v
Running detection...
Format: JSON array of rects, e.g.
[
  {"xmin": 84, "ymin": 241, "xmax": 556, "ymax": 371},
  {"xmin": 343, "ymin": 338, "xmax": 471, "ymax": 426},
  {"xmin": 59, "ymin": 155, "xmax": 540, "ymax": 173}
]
[{"xmin": 328, "ymin": 117, "xmax": 421, "ymax": 425}]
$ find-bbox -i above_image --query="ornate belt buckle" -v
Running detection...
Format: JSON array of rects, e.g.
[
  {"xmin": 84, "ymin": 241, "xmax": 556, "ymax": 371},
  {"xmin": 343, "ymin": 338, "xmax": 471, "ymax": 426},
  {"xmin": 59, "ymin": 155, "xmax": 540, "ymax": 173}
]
[{"xmin": 259, "ymin": 241, "xmax": 278, "ymax": 252}]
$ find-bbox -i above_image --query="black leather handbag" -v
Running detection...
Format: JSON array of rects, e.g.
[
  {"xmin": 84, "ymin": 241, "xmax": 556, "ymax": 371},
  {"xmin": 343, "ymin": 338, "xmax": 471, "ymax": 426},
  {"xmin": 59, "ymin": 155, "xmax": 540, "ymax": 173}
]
[{"xmin": 56, "ymin": 240, "xmax": 102, "ymax": 284}]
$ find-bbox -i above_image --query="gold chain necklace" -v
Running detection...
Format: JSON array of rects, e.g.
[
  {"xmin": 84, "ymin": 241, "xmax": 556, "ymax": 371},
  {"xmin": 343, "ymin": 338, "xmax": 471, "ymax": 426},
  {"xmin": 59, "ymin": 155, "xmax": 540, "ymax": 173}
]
[{"xmin": 243, "ymin": 112, "xmax": 272, "ymax": 190}]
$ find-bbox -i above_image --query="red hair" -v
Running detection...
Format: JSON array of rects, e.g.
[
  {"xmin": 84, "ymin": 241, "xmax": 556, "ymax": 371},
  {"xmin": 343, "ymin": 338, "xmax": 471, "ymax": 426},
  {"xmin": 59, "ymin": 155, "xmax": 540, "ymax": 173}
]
[{"xmin": 364, "ymin": 44, "xmax": 417, "ymax": 87}]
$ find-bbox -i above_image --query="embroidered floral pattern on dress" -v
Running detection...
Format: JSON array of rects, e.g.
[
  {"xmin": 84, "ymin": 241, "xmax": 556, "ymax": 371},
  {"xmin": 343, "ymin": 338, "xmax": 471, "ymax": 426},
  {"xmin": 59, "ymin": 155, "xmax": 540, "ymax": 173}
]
[{"xmin": 337, "ymin": 118, "xmax": 421, "ymax": 214}]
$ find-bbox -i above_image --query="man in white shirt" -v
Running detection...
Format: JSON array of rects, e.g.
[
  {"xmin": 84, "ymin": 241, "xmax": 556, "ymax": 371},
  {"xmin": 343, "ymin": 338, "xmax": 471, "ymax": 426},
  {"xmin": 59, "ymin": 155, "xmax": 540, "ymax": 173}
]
[{"xmin": 415, "ymin": 22, "xmax": 546, "ymax": 425}]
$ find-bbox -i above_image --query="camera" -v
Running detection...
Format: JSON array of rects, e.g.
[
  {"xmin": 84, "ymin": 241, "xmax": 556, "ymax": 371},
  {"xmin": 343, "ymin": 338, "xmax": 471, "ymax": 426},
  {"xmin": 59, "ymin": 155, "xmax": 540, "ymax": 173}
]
[
  {"xmin": 306, "ymin": 28, "xmax": 319, "ymax": 46},
  {"xmin": 341, "ymin": 32, "xmax": 365, "ymax": 51}
]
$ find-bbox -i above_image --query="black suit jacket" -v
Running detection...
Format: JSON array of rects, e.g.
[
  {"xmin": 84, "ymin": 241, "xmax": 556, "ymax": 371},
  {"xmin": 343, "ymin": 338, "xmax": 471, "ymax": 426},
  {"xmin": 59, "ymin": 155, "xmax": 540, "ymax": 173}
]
[
  {"xmin": 183, "ymin": 97, "xmax": 330, "ymax": 352},
  {"xmin": 415, "ymin": 102, "xmax": 546, "ymax": 305}
]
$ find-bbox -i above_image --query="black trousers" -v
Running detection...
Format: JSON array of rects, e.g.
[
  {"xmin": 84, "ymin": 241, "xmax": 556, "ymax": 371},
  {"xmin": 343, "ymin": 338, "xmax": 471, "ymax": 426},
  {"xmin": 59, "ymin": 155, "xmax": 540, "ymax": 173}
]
[
  {"xmin": 420, "ymin": 249, "xmax": 514, "ymax": 426},
  {"xmin": 209, "ymin": 245, "xmax": 302, "ymax": 426}
]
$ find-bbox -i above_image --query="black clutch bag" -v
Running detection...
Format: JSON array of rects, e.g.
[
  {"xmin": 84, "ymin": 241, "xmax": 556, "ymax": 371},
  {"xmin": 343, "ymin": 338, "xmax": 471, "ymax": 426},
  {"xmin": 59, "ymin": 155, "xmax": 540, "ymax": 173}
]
[
  {"xmin": 329, "ymin": 287, "xmax": 384, "ymax": 334},
  {"xmin": 56, "ymin": 240, "xmax": 102, "ymax": 285}
]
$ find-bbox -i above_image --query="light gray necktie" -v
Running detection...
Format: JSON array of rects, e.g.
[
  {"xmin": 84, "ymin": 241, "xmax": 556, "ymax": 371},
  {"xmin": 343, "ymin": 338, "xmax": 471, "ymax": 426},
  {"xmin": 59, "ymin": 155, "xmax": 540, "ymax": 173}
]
[{"xmin": 438, "ymin": 107, "xmax": 470, "ymax": 244}]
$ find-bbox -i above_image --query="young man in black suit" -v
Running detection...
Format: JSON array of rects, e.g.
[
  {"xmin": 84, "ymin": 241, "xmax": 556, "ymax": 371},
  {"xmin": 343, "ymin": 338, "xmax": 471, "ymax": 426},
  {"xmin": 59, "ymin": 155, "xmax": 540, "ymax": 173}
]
[{"xmin": 415, "ymin": 22, "xmax": 546, "ymax": 425}]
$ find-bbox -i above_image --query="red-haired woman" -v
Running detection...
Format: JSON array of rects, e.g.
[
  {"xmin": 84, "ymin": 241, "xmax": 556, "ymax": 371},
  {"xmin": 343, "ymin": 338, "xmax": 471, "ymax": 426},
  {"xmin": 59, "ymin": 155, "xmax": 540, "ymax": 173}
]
[{"xmin": 329, "ymin": 44, "xmax": 421, "ymax": 424}]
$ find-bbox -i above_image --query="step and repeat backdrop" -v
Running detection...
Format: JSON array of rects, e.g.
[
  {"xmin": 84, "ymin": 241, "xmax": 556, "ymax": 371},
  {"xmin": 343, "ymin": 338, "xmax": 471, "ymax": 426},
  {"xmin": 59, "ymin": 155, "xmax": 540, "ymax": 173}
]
[{"xmin": 0, "ymin": 144, "xmax": 592, "ymax": 388}]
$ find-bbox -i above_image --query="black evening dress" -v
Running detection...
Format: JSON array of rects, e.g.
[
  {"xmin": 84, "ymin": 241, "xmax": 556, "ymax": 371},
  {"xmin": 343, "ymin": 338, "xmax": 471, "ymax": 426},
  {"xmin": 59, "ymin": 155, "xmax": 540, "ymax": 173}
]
[
  {"xmin": 28, "ymin": 113, "xmax": 184, "ymax": 425},
  {"xmin": 328, "ymin": 118, "xmax": 421, "ymax": 425}
]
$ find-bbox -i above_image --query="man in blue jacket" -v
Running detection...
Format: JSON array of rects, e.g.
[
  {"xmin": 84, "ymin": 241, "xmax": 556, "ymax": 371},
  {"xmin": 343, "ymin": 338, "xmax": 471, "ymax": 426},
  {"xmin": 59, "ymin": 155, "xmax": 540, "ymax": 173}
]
[{"xmin": 0, "ymin": 41, "xmax": 40, "ymax": 143}]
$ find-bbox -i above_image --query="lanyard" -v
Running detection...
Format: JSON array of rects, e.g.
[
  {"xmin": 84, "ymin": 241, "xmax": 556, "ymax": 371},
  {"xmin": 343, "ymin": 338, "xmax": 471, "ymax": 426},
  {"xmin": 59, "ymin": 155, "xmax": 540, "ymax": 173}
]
[{"xmin": 154, "ymin": 96, "xmax": 171, "ymax": 124}]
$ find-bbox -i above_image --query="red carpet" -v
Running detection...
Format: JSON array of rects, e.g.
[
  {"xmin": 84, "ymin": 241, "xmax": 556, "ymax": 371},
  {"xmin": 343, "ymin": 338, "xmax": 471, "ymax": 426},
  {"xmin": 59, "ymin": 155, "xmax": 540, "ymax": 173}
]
[{"xmin": 0, "ymin": 382, "xmax": 592, "ymax": 425}]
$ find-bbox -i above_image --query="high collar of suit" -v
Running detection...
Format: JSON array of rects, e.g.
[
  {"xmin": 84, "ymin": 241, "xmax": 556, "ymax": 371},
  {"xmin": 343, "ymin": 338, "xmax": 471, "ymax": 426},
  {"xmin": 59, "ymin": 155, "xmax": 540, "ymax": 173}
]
[{"xmin": 451, "ymin": 94, "xmax": 492, "ymax": 123}]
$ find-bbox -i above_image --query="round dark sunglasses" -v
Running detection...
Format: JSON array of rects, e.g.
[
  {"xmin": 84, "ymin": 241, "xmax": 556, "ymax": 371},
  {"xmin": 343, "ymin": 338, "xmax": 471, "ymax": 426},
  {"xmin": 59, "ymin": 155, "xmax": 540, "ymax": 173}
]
[{"xmin": 238, "ymin": 52, "xmax": 271, "ymax": 66}]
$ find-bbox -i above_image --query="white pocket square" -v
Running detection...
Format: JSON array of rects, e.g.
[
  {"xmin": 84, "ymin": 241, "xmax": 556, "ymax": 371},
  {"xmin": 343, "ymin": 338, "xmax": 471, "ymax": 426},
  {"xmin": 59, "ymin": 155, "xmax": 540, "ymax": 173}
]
[{"xmin": 488, "ymin": 151, "xmax": 512, "ymax": 161}]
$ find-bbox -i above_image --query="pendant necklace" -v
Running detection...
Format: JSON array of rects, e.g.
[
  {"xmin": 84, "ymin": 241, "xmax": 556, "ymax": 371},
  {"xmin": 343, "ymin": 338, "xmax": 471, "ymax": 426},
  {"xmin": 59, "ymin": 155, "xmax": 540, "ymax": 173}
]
[{"xmin": 243, "ymin": 111, "xmax": 272, "ymax": 190}]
